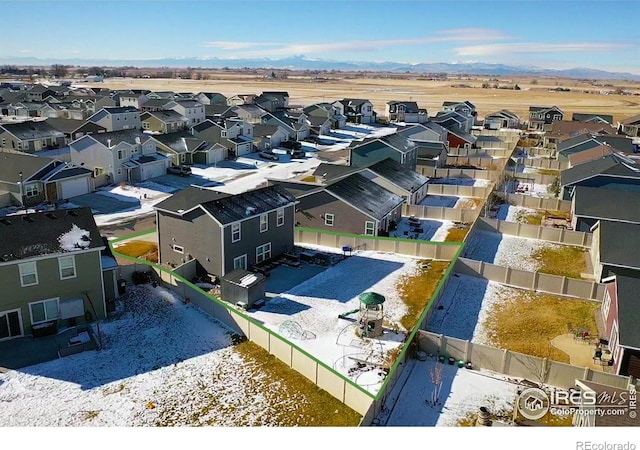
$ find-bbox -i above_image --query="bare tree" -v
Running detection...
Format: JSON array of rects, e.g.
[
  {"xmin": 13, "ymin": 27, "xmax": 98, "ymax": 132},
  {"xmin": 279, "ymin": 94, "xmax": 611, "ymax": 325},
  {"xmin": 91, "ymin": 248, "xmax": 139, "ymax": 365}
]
[
  {"xmin": 429, "ymin": 362, "xmax": 444, "ymax": 406},
  {"xmin": 50, "ymin": 64, "xmax": 69, "ymax": 78}
]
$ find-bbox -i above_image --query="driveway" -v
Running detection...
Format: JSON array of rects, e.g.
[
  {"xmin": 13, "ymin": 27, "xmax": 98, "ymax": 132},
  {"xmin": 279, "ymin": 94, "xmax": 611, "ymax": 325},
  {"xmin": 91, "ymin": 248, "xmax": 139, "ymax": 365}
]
[{"xmin": 147, "ymin": 173, "xmax": 222, "ymax": 192}]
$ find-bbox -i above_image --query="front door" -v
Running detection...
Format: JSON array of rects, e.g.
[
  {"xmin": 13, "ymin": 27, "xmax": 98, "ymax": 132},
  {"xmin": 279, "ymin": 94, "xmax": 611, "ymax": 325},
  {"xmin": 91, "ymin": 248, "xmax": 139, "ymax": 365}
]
[
  {"xmin": 0, "ymin": 309, "xmax": 23, "ymax": 341},
  {"xmin": 45, "ymin": 182, "xmax": 58, "ymax": 202}
]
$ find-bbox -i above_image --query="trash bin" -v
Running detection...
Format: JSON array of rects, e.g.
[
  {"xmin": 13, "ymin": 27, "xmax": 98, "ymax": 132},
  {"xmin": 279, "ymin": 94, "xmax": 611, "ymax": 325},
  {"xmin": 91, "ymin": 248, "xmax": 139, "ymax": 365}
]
[{"xmin": 117, "ymin": 279, "xmax": 127, "ymax": 295}]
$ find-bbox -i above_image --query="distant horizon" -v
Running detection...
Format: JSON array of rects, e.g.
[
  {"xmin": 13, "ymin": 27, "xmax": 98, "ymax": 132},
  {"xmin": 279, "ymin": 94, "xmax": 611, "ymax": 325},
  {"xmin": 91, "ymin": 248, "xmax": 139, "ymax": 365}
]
[{"xmin": 2, "ymin": 1, "xmax": 639, "ymax": 75}]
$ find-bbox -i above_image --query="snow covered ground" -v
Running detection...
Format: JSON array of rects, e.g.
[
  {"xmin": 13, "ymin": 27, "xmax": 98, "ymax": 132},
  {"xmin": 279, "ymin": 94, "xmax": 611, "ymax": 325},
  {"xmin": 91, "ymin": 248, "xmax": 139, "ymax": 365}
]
[
  {"xmin": 419, "ymin": 195, "xmax": 459, "ymax": 208},
  {"xmin": 463, "ymin": 230, "xmax": 563, "ymax": 272},
  {"xmin": 378, "ymin": 359, "xmax": 519, "ymax": 426},
  {"xmin": 248, "ymin": 248, "xmax": 424, "ymax": 394},
  {"xmin": 426, "ymin": 274, "xmax": 516, "ymax": 343},
  {"xmin": 431, "ymin": 178, "xmax": 491, "ymax": 187},
  {"xmin": 389, "ymin": 217, "xmax": 454, "ymax": 242},
  {"xmin": 0, "ymin": 285, "xmax": 354, "ymax": 426},
  {"xmin": 495, "ymin": 204, "xmax": 539, "ymax": 222}
]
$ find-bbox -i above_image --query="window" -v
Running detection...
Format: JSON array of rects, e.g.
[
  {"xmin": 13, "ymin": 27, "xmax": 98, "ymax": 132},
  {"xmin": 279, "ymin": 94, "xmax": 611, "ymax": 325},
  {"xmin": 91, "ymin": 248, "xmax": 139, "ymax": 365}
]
[
  {"xmin": 19, "ymin": 262, "xmax": 38, "ymax": 287},
  {"xmin": 221, "ymin": 131, "xmax": 227, "ymax": 138},
  {"xmin": 233, "ymin": 254, "xmax": 247, "ymax": 270},
  {"xmin": 117, "ymin": 150, "xmax": 125, "ymax": 160},
  {"xmin": 58, "ymin": 255, "xmax": 76, "ymax": 280},
  {"xmin": 29, "ymin": 298, "xmax": 58, "ymax": 325},
  {"xmin": 256, "ymin": 243, "xmax": 271, "ymax": 263},
  {"xmin": 142, "ymin": 122, "xmax": 149, "ymax": 129},
  {"xmin": 602, "ymin": 290, "xmax": 612, "ymax": 319},
  {"xmin": 116, "ymin": 168, "xmax": 122, "ymax": 175},
  {"xmin": 24, "ymin": 184, "xmax": 39, "ymax": 198},
  {"xmin": 325, "ymin": 213, "xmax": 334, "ymax": 226},
  {"xmin": 231, "ymin": 223, "xmax": 241, "ymax": 242},
  {"xmin": 172, "ymin": 244, "xmax": 184, "ymax": 254},
  {"xmin": 365, "ymin": 221, "xmax": 375, "ymax": 236},
  {"xmin": 94, "ymin": 167, "xmax": 104, "ymax": 177},
  {"xmin": 260, "ymin": 214, "xmax": 268, "ymax": 233},
  {"xmin": 1, "ymin": 138, "xmax": 5, "ymax": 147},
  {"xmin": 276, "ymin": 208, "xmax": 285, "ymax": 227}
]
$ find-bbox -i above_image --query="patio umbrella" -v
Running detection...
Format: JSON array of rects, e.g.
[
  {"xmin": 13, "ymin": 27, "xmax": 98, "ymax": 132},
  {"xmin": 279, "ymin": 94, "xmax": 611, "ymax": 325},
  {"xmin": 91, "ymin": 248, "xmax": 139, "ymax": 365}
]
[{"xmin": 358, "ymin": 292, "xmax": 386, "ymax": 306}]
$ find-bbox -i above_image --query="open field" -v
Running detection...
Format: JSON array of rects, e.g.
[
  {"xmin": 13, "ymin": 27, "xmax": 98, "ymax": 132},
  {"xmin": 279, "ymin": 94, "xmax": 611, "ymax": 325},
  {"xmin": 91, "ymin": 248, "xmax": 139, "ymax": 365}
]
[{"xmin": 85, "ymin": 75, "xmax": 640, "ymax": 123}]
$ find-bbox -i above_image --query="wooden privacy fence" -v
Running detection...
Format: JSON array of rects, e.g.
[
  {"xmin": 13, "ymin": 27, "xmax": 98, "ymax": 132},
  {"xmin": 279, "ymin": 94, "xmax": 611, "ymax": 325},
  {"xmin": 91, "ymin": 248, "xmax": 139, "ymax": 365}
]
[
  {"xmin": 403, "ymin": 204, "xmax": 481, "ymax": 223},
  {"xmin": 426, "ymin": 184, "xmax": 493, "ymax": 198},
  {"xmin": 418, "ymin": 331, "xmax": 637, "ymax": 391},
  {"xmin": 474, "ymin": 217, "xmax": 592, "ymax": 247},
  {"xmin": 416, "ymin": 166, "xmax": 500, "ymax": 181},
  {"xmin": 521, "ymin": 157, "xmax": 568, "ymax": 171},
  {"xmin": 445, "ymin": 156, "xmax": 505, "ymax": 168},
  {"xmin": 511, "ymin": 171, "xmax": 559, "ymax": 185},
  {"xmin": 454, "ymin": 257, "xmax": 605, "ymax": 301},
  {"xmin": 497, "ymin": 192, "xmax": 572, "ymax": 212}
]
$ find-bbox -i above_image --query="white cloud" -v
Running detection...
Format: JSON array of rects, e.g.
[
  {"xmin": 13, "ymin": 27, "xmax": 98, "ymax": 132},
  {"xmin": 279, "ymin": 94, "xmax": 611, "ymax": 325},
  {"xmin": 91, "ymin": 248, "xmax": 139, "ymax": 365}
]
[
  {"xmin": 455, "ymin": 42, "xmax": 632, "ymax": 56},
  {"xmin": 201, "ymin": 28, "xmax": 512, "ymax": 58},
  {"xmin": 18, "ymin": 49, "xmax": 33, "ymax": 53}
]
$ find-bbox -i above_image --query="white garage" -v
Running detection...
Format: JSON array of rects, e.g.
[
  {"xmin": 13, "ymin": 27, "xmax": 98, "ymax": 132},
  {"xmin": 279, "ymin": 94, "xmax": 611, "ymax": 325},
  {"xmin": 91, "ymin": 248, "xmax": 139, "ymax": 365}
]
[
  {"xmin": 141, "ymin": 161, "xmax": 167, "ymax": 179},
  {"xmin": 60, "ymin": 177, "xmax": 90, "ymax": 199}
]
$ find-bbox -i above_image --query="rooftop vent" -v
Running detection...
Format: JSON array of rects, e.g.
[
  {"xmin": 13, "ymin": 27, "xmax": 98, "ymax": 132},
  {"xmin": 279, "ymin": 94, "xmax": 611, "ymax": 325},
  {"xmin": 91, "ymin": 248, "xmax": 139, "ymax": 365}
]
[
  {"xmin": 22, "ymin": 216, "xmax": 35, "ymax": 223},
  {"xmin": 45, "ymin": 212, "xmax": 58, "ymax": 219},
  {"xmin": 0, "ymin": 218, "xmax": 12, "ymax": 225}
]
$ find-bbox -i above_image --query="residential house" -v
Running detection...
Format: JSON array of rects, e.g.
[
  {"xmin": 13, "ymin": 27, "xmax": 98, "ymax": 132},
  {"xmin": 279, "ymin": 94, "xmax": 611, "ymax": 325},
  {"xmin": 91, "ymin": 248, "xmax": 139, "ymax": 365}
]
[
  {"xmin": 618, "ymin": 114, "xmax": 640, "ymax": 137},
  {"xmin": 415, "ymin": 141, "xmax": 448, "ymax": 168},
  {"xmin": 150, "ymin": 131, "xmax": 227, "ymax": 166},
  {"xmin": 306, "ymin": 116, "xmax": 332, "ymax": 137},
  {"xmin": 194, "ymin": 92, "xmax": 227, "ymax": 106},
  {"xmin": 560, "ymin": 153, "xmax": 640, "ymax": 200},
  {"xmin": 360, "ymin": 158, "xmax": 429, "ymax": 204},
  {"xmin": 483, "ymin": 110, "xmax": 520, "ymax": 129},
  {"xmin": 166, "ymin": 100, "xmax": 205, "ymax": 126},
  {"xmin": 571, "ymin": 187, "xmax": 640, "ymax": 232},
  {"xmin": 445, "ymin": 128, "xmax": 478, "ymax": 150},
  {"xmin": 571, "ymin": 113, "xmax": 614, "ymax": 125},
  {"xmin": 204, "ymin": 104, "xmax": 231, "ymax": 121},
  {"xmin": 442, "ymin": 100, "xmax": 476, "ymax": 117},
  {"xmin": 572, "ymin": 379, "xmax": 640, "ymax": 427},
  {"xmin": 311, "ymin": 163, "xmax": 363, "ymax": 184},
  {"xmin": 432, "ymin": 110, "xmax": 474, "ymax": 134},
  {"xmin": 224, "ymin": 104, "xmax": 270, "ymax": 125},
  {"xmin": 69, "ymin": 130, "xmax": 169, "ymax": 187},
  {"xmin": 86, "ymin": 107, "xmax": 141, "ymax": 132},
  {"xmin": 0, "ymin": 208, "xmax": 111, "ymax": 344},
  {"xmin": 332, "ymin": 99, "xmax": 376, "ymax": 125},
  {"xmin": 192, "ymin": 119, "xmax": 254, "ymax": 158},
  {"xmin": 544, "ymin": 122, "xmax": 617, "ymax": 150},
  {"xmin": 303, "ymin": 102, "xmax": 346, "ymax": 129},
  {"xmin": 252, "ymin": 124, "xmax": 289, "ymax": 151},
  {"xmin": 294, "ymin": 173, "xmax": 403, "ymax": 236},
  {"xmin": 528, "ymin": 106, "xmax": 564, "ymax": 130},
  {"xmin": 0, "ymin": 121, "xmax": 66, "ymax": 152},
  {"xmin": 139, "ymin": 98, "xmax": 173, "ymax": 112},
  {"xmin": 349, "ymin": 133, "xmax": 418, "ymax": 170},
  {"xmin": 154, "ymin": 185, "xmax": 297, "ymax": 277},
  {"xmin": 118, "ymin": 92, "xmax": 149, "ymax": 109},
  {"xmin": 263, "ymin": 111, "xmax": 310, "ymax": 141},
  {"xmin": 146, "ymin": 91, "xmax": 177, "ymax": 101},
  {"xmin": 140, "ymin": 110, "xmax": 189, "ymax": 134},
  {"xmin": 226, "ymin": 94, "xmax": 258, "ymax": 106},
  {"xmin": 599, "ymin": 276, "xmax": 640, "ymax": 379},
  {"xmin": 0, "ymin": 152, "xmax": 93, "ymax": 207},
  {"xmin": 25, "ymin": 85, "xmax": 56, "ymax": 102},
  {"xmin": 386, "ymin": 101, "xmax": 428, "ymax": 124},
  {"xmin": 254, "ymin": 91, "xmax": 289, "ymax": 113},
  {"xmin": 45, "ymin": 117, "xmax": 107, "ymax": 144},
  {"xmin": 590, "ymin": 220, "xmax": 640, "ymax": 281},
  {"xmin": 398, "ymin": 122, "xmax": 448, "ymax": 144},
  {"xmin": 567, "ymin": 144, "xmax": 615, "ymax": 168}
]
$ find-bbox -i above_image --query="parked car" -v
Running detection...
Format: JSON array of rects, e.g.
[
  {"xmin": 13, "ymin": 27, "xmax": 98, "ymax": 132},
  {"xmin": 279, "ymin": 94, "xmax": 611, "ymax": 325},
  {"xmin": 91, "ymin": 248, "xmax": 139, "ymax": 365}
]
[
  {"xmin": 304, "ymin": 136, "xmax": 321, "ymax": 144},
  {"xmin": 280, "ymin": 140, "xmax": 302, "ymax": 150},
  {"xmin": 258, "ymin": 151, "xmax": 279, "ymax": 161},
  {"xmin": 167, "ymin": 165, "xmax": 192, "ymax": 176},
  {"xmin": 288, "ymin": 149, "xmax": 306, "ymax": 159}
]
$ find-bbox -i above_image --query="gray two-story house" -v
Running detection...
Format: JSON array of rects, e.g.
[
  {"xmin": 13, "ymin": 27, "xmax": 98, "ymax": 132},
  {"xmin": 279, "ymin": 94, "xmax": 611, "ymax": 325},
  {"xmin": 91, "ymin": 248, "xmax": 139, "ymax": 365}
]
[
  {"xmin": 154, "ymin": 185, "xmax": 298, "ymax": 277},
  {"xmin": 0, "ymin": 208, "xmax": 110, "ymax": 343}
]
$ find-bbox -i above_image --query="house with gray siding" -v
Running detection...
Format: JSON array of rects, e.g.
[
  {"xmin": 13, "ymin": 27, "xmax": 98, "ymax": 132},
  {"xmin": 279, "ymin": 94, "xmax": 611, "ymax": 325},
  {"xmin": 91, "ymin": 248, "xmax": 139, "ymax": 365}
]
[
  {"xmin": 332, "ymin": 99, "xmax": 376, "ymax": 124},
  {"xmin": 86, "ymin": 107, "xmax": 141, "ymax": 132},
  {"xmin": 154, "ymin": 185, "xmax": 297, "ymax": 277},
  {"xmin": 590, "ymin": 220, "xmax": 640, "ymax": 282},
  {"xmin": 150, "ymin": 131, "xmax": 227, "ymax": 166},
  {"xmin": 0, "ymin": 208, "xmax": 112, "ymax": 344},
  {"xmin": 571, "ymin": 187, "xmax": 640, "ymax": 232},
  {"xmin": 386, "ymin": 101, "xmax": 428, "ymax": 124},
  {"xmin": 349, "ymin": 133, "xmax": 418, "ymax": 170},
  {"xmin": 0, "ymin": 121, "xmax": 66, "ymax": 153},
  {"xmin": 192, "ymin": 119, "xmax": 254, "ymax": 157},
  {"xmin": 165, "ymin": 100, "xmax": 205, "ymax": 126},
  {"xmin": 294, "ymin": 173, "xmax": 403, "ymax": 236},
  {"xmin": 140, "ymin": 110, "xmax": 189, "ymax": 134},
  {"xmin": 360, "ymin": 158, "xmax": 430, "ymax": 205},
  {"xmin": 69, "ymin": 130, "xmax": 169, "ymax": 187}
]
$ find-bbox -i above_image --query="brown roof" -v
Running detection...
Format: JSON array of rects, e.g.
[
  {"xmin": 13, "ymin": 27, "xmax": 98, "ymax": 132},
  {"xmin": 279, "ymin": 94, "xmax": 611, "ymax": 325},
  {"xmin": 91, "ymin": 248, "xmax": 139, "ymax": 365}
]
[
  {"xmin": 547, "ymin": 120, "xmax": 616, "ymax": 141},
  {"xmin": 578, "ymin": 380, "xmax": 640, "ymax": 427},
  {"xmin": 568, "ymin": 144, "xmax": 615, "ymax": 166}
]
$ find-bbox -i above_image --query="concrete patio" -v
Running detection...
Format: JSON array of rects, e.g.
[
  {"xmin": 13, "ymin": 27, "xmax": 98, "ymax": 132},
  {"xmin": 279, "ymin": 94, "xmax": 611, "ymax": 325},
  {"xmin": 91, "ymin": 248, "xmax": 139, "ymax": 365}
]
[{"xmin": 551, "ymin": 333, "xmax": 613, "ymax": 373}]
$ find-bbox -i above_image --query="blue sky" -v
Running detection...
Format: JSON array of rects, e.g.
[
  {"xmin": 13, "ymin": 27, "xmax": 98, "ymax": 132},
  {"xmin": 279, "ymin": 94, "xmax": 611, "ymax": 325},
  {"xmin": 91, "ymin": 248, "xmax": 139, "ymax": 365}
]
[{"xmin": 2, "ymin": 1, "xmax": 639, "ymax": 73}]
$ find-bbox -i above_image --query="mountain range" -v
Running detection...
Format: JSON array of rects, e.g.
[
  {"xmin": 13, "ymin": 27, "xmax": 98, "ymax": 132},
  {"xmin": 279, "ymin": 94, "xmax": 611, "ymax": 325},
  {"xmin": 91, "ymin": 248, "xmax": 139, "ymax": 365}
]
[{"xmin": 1, "ymin": 55, "xmax": 639, "ymax": 80}]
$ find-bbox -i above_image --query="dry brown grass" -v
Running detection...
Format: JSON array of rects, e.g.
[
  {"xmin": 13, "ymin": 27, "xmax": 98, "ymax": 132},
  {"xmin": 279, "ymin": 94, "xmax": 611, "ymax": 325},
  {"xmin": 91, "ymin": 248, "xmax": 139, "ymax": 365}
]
[
  {"xmin": 396, "ymin": 260, "xmax": 450, "ymax": 331},
  {"xmin": 532, "ymin": 245, "xmax": 588, "ymax": 279},
  {"xmin": 86, "ymin": 76, "xmax": 640, "ymax": 125},
  {"xmin": 537, "ymin": 169, "xmax": 561, "ymax": 176},
  {"xmin": 114, "ymin": 241, "xmax": 158, "ymax": 263},
  {"xmin": 483, "ymin": 289, "xmax": 599, "ymax": 363},
  {"xmin": 543, "ymin": 210, "xmax": 571, "ymax": 220},
  {"xmin": 445, "ymin": 226, "xmax": 470, "ymax": 242},
  {"xmin": 514, "ymin": 210, "xmax": 544, "ymax": 225},
  {"xmin": 300, "ymin": 175, "xmax": 316, "ymax": 182}
]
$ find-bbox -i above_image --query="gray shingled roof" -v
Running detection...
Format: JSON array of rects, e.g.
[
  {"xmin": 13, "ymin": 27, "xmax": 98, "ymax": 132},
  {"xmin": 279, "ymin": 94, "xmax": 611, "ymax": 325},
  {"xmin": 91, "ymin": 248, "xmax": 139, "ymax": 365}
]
[
  {"xmin": 614, "ymin": 275, "xmax": 640, "ymax": 349},
  {"xmin": 325, "ymin": 173, "xmax": 403, "ymax": 221},
  {"xmin": 0, "ymin": 208, "xmax": 104, "ymax": 262},
  {"xmin": 200, "ymin": 184, "xmax": 297, "ymax": 225},
  {"xmin": 368, "ymin": 158, "xmax": 429, "ymax": 193},
  {"xmin": 155, "ymin": 186, "xmax": 228, "ymax": 214},
  {"xmin": 0, "ymin": 121, "xmax": 65, "ymax": 140},
  {"xmin": 141, "ymin": 110, "xmax": 188, "ymax": 123},
  {"xmin": 45, "ymin": 166, "xmax": 93, "ymax": 181},
  {"xmin": 573, "ymin": 187, "xmax": 640, "ymax": 224},
  {"xmin": 561, "ymin": 154, "xmax": 640, "ymax": 187},
  {"xmin": 89, "ymin": 129, "xmax": 151, "ymax": 147},
  {"xmin": 572, "ymin": 113, "xmax": 613, "ymax": 124},
  {"xmin": 598, "ymin": 221, "xmax": 640, "ymax": 269},
  {"xmin": 152, "ymin": 131, "xmax": 207, "ymax": 154},
  {"xmin": 0, "ymin": 152, "xmax": 57, "ymax": 182},
  {"xmin": 312, "ymin": 163, "xmax": 362, "ymax": 181}
]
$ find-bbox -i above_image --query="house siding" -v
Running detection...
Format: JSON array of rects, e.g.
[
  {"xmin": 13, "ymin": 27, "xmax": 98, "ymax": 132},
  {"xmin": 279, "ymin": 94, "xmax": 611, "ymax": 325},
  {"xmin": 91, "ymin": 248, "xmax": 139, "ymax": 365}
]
[
  {"xmin": 296, "ymin": 191, "xmax": 379, "ymax": 235},
  {"xmin": 0, "ymin": 250, "xmax": 105, "ymax": 336}
]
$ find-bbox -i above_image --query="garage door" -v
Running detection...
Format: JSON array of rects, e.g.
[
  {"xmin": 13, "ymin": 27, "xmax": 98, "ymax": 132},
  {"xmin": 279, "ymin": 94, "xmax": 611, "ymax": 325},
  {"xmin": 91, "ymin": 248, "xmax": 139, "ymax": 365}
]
[
  {"xmin": 144, "ymin": 162, "xmax": 166, "ymax": 179},
  {"xmin": 60, "ymin": 178, "xmax": 90, "ymax": 199}
]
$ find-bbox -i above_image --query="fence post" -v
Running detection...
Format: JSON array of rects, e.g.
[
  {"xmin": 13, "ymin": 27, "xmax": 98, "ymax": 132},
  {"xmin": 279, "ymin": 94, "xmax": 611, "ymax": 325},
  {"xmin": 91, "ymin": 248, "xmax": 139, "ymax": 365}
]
[
  {"xmin": 439, "ymin": 334, "xmax": 447, "ymax": 355},
  {"xmin": 562, "ymin": 277, "xmax": 569, "ymax": 296},
  {"xmin": 465, "ymin": 340, "xmax": 472, "ymax": 362},
  {"xmin": 501, "ymin": 349, "xmax": 510, "ymax": 373},
  {"xmin": 583, "ymin": 367, "xmax": 592, "ymax": 381}
]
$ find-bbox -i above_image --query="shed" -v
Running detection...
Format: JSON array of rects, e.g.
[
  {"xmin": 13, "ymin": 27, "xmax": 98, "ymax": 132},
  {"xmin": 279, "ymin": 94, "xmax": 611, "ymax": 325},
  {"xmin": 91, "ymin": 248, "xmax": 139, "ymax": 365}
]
[{"xmin": 220, "ymin": 269, "xmax": 266, "ymax": 309}]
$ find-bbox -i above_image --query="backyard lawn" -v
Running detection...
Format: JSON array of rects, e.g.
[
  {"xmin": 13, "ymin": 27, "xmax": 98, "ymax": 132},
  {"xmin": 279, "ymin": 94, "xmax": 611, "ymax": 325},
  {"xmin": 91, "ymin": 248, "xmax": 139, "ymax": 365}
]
[{"xmin": 532, "ymin": 245, "xmax": 589, "ymax": 279}]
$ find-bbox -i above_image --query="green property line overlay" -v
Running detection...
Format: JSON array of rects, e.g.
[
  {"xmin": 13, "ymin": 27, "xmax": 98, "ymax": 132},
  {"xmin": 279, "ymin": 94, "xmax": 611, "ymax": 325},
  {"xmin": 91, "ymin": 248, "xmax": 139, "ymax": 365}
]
[
  {"xmin": 295, "ymin": 227, "xmax": 462, "ymax": 246},
  {"xmin": 109, "ymin": 228, "xmax": 464, "ymax": 401}
]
